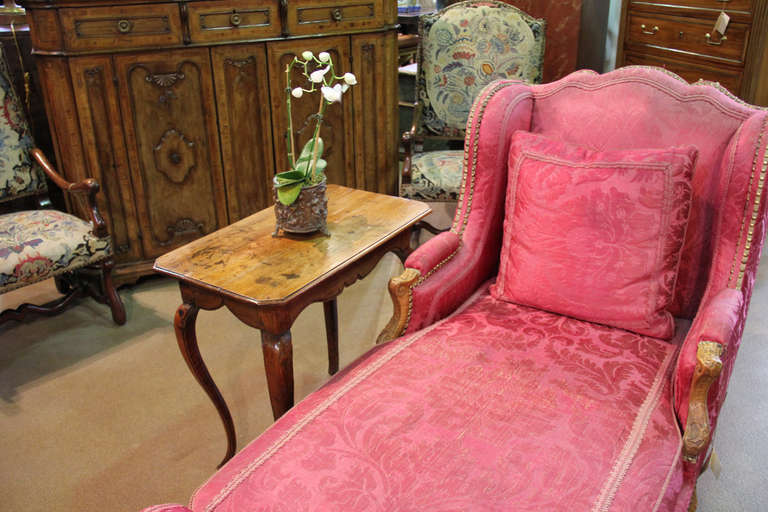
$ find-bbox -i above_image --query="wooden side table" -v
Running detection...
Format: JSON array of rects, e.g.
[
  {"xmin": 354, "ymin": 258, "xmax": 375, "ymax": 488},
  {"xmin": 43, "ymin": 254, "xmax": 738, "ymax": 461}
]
[{"xmin": 154, "ymin": 185, "xmax": 430, "ymax": 466}]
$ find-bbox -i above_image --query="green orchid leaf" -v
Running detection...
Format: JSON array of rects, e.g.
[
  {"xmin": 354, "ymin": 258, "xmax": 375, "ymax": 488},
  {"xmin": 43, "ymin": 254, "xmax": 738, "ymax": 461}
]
[
  {"xmin": 297, "ymin": 137, "xmax": 324, "ymax": 163},
  {"xmin": 315, "ymin": 158, "xmax": 327, "ymax": 172},
  {"xmin": 275, "ymin": 170, "xmax": 306, "ymax": 183},
  {"xmin": 276, "ymin": 182, "xmax": 303, "ymax": 205},
  {"xmin": 293, "ymin": 159, "xmax": 311, "ymax": 174}
]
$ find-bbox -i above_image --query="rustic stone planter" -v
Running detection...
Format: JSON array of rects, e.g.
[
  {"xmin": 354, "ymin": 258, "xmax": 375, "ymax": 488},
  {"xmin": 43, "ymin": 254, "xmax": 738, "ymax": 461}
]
[{"xmin": 273, "ymin": 178, "xmax": 329, "ymax": 237}]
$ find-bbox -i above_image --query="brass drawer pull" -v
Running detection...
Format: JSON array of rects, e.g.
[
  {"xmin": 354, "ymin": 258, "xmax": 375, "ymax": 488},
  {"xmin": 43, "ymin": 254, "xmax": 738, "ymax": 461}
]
[
  {"xmin": 332, "ymin": 8, "xmax": 343, "ymax": 22},
  {"xmin": 641, "ymin": 24, "xmax": 659, "ymax": 35},
  {"xmin": 117, "ymin": 19, "xmax": 133, "ymax": 34},
  {"xmin": 705, "ymin": 32, "xmax": 727, "ymax": 45},
  {"xmin": 230, "ymin": 12, "xmax": 241, "ymax": 27}
]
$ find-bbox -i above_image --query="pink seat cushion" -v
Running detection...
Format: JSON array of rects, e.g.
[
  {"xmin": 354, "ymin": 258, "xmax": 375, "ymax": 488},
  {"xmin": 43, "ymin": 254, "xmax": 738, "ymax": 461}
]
[
  {"xmin": 189, "ymin": 284, "xmax": 688, "ymax": 511},
  {"xmin": 491, "ymin": 132, "xmax": 696, "ymax": 339}
]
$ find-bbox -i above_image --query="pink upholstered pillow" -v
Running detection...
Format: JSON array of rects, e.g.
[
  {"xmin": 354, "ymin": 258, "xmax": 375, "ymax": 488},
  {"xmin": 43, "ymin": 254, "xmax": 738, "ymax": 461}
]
[{"xmin": 490, "ymin": 132, "xmax": 697, "ymax": 339}]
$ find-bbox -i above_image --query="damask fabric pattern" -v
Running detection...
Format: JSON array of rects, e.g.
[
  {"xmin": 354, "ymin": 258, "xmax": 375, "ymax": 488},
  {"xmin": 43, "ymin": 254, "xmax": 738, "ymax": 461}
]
[
  {"xmin": 492, "ymin": 132, "xmax": 696, "ymax": 339},
  {"xmin": 400, "ymin": 149, "xmax": 464, "ymax": 201},
  {"xmin": 0, "ymin": 48, "xmax": 46, "ymax": 202},
  {"xmin": 0, "ymin": 209, "xmax": 110, "ymax": 293},
  {"xmin": 189, "ymin": 284, "xmax": 686, "ymax": 512},
  {"xmin": 417, "ymin": 1, "xmax": 545, "ymax": 137}
]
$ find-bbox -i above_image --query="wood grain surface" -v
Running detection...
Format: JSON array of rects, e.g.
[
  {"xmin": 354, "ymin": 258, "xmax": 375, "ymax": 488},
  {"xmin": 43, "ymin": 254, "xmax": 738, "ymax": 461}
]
[{"xmin": 154, "ymin": 185, "xmax": 430, "ymax": 304}]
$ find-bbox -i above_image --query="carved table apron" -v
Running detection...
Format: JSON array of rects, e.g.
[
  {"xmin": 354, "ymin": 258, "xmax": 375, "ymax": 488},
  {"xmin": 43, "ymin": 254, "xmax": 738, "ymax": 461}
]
[{"xmin": 154, "ymin": 185, "xmax": 430, "ymax": 466}]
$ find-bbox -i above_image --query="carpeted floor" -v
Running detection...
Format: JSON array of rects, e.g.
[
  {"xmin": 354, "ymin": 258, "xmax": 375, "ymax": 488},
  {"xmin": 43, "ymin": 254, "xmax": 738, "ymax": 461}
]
[{"xmin": 0, "ymin": 244, "xmax": 766, "ymax": 511}]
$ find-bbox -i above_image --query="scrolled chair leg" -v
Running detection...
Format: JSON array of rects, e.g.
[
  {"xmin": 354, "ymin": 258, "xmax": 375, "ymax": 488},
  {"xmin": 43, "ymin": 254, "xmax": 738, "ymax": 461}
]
[
  {"xmin": 100, "ymin": 258, "xmax": 126, "ymax": 325},
  {"xmin": 376, "ymin": 268, "xmax": 420, "ymax": 344},
  {"xmin": 682, "ymin": 341, "xmax": 724, "ymax": 462}
]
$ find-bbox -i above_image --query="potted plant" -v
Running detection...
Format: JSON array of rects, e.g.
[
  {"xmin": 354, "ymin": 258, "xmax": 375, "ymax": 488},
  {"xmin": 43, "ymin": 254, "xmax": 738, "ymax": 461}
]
[{"xmin": 273, "ymin": 50, "xmax": 357, "ymax": 236}]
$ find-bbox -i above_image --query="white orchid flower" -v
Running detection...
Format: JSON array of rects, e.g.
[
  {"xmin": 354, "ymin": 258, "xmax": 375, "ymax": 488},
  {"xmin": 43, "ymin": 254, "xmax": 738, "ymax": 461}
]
[
  {"xmin": 301, "ymin": 50, "xmax": 314, "ymax": 60},
  {"xmin": 310, "ymin": 66, "xmax": 330, "ymax": 83},
  {"xmin": 342, "ymin": 72, "xmax": 357, "ymax": 85},
  {"xmin": 341, "ymin": 83, "xmax": 350, "ymax": 93},
  {"xmin": 318, "ymin": 51, "xmax": 331, "ymax": 63},
  {"xmin": 291, "ymin": 87, "xmax": 303, "ymax": 98},
  {"xmin": 321, "ymin": 84, "xmax": 343, "ymax": 103}
]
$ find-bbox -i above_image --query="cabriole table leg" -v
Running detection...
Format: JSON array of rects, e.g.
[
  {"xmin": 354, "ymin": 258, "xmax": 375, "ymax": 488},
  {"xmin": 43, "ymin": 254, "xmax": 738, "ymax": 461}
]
[
  {"xmin": 174, "ymin": 302, "xmax": 236, "ymax": 467},
  {"xmin": 260, "ymin": 330, "xmax": 294, "ymax": 419}
]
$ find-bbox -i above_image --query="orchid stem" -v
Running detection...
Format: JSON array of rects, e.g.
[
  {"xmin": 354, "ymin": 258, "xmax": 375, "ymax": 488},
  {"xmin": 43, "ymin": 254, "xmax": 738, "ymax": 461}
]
[
  {"xmin": 309, "ymin": 93, "xmax": 326, "ymax": 181},
  {"xmin": 285, "ymin": 62, "xmax": 297, "ymax": 169}
]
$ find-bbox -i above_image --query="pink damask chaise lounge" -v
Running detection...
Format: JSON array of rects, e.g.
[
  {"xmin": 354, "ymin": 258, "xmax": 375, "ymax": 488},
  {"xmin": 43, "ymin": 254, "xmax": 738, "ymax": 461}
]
[{"xmin": 143, "ymin": 67, "xmax": 768, "ymax": 511}]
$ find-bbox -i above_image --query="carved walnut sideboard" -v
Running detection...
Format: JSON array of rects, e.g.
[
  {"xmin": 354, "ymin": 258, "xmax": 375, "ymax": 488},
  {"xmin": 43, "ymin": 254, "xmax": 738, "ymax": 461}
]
[{"xmin": 19, "ymin": 0, "xmax": 398, "ymax": 283}]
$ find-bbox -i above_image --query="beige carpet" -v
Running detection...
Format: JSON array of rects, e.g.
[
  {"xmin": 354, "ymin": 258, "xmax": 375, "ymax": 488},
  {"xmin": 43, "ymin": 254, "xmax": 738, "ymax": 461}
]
[{"xmin": 0, "ymin": 239, "xmax": 766, "ymax": 511}]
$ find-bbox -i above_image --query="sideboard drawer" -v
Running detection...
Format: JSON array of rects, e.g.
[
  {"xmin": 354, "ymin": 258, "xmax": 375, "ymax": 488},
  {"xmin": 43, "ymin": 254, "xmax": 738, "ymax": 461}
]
[
  {"xmin": 623, "ymin": 51, "xmax": 742, "ymax": 94},
  {"xmin": 287, "ymin": 0, "xmax": 385, "ymax": 36},
  {"xmin": 627, "ymin": 13, "xmax": 749, "ymax": 63},
  {"xmin": 636, "ymin": 0, "xmax": 753, "ymax": 12},
  {"xmin": 59, "ymin": 3, "xmax": 182, "ymax": 51},
  {"xmin": 188, "ymin": 0, "xmax": 281, "ymax": 43}
]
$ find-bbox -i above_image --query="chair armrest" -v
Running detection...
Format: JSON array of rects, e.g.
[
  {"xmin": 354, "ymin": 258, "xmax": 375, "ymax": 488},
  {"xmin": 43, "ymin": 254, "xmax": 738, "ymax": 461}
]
[
  {"xmin": 675, "ymin": 288, "xmax": 743, "ymax": 462},
  {"xmin": 401, "ymin": 130, "xmax": 415, "ymax": 184},
  {"xmin": 31, "ymin": 148, "xmax": 108, "ymax": 238},
  {"xmin": 400, "ymin": 102, "xmax": 422, "ymax": 185},
  {"xmin": 377, "ymin": 231, "xmax": 461, "ymax": 343}
]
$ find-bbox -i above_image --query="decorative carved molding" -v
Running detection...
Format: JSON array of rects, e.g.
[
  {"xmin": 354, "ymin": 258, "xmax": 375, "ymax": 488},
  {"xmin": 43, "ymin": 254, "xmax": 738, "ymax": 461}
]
[
  {"xmin": 160, "ymin": 218, "xmax": 205, "ymax": 246},
  {"xmin": 84, "ymin": 67, "xmax": 104, "ymax": 81},
  {"xmin": 153, "ymin": 129, "xmax": 197, "ymax": 184},
  {"xmin": 145, "ymin": 71, "xmax": 186, "ymax": 88},
  {"xmin": 682, "ymin": 341, "xmax": 724, "ymax": 463},
  {"xmin": 376, "ymin": 267, "xmax": 420, "ymax": 344},
  {"xmin": 224, "ymin": 56, "xmax": 256, "ymax": 69}
]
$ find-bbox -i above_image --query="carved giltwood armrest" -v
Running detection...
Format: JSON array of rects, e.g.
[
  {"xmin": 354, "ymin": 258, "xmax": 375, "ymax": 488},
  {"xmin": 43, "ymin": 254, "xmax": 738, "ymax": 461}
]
[
  {"xmin": 377, "ymin": 232, "xmax": 462, "ymax": 343},
  {"xmin": 682, "ymin": 341, "xmax": 724, "ymax": 462},
  {"xmin": 376, "ymin": 268, "xmax": 421, "ymax": 344},
  {"xmin": 31, "ymin": 148, "xmax": 108, "ymax": 238}
]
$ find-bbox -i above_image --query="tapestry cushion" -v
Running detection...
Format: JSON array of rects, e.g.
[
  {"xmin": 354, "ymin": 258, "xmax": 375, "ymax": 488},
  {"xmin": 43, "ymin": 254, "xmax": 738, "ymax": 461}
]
[
  {"xmin": 400, "ymin": 149, "xmax": 463, "ymax": 201},
  {"xmin": 417, "ymin": 1, "xmax": 545, "ymax": 137},
  {"xmin": 0, "ymin": 48, "xmax": 46, "ymax": 202},
  {"xmin": 186, "ymin": 283, "xmax": 689, "ymax": 511},
  {"xmin": 0, "ymin": 209, "xmax": 110, "ymax": 293},
  {"xmin": 491, "ymin": 131, "xmax": 696, "ymax": 339}
]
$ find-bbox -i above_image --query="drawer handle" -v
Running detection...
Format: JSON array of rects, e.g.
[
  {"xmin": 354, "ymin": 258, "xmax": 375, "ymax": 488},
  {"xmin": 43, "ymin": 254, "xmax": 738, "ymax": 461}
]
[
  {"xmin": 117, "ymin": 19, "xmax": 133, "ymax": 34},
  {"xmin": 705, "ymin": 32, "xmax": 727, "ymax": 45},
  {"xmin": 230, "ymin": 12, "xmax": 241, "ymax": 27},
  {"xmin": 640, "ymin": 24, "xmax": 659, "ymax": 35},
  {"xmin": 332, "ymin": 8, "xmax": 343, "ymax": 22}
]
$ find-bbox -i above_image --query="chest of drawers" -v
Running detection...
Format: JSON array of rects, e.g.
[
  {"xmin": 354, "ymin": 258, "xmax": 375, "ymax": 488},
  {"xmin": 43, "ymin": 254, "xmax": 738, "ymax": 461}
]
[
  {"xmin": 616, "ymin": 0, "xmax": 768, "ymax": 105},
  {"xmin": 20, "ymin": 0, "xmax": 398, "ymax": 284}
]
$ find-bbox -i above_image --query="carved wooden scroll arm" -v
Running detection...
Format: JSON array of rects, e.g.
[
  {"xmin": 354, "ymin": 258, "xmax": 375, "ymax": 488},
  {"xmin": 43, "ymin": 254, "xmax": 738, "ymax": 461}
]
[
  {"xmin": 376, "ymin": 268, "xmax": 421, "ymax": 344},
  {"xmin": 401, "ymin": 103, "xmax": 423, "ymax": 184},
  {"xmin": 682, "ymin": 340, "xmax": 724, "ymax": 463},
  {"xmin": 31, "ymin": 148, "xmax": 108, "ymax": 238}
]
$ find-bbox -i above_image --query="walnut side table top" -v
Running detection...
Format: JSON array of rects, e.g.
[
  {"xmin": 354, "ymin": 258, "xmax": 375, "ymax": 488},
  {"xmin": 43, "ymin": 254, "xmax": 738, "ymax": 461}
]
[{"xmin": 154, "ymin": 185, "xmax": 430, "ymax": 466}]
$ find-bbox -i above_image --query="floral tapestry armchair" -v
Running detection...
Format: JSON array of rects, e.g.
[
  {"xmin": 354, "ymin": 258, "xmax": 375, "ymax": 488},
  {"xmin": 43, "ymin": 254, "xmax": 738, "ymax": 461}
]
[
  {"xmin": 0, "ymin": 48, "xmax": 125, "ymax": 326},
  {"xmin": 143, "ymin": 67, "xmax": 767, "ymax": 511},
  {"xmin": 400, "ymin": 0, "xmax": 544, "ymax": 237}
]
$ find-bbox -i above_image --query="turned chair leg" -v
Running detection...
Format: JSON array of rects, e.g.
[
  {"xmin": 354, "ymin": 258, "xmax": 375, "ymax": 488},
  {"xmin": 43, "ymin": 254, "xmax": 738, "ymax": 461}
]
[{"xmin": 100, "ymin": 258, "xmax": 126, "ymax": 325}]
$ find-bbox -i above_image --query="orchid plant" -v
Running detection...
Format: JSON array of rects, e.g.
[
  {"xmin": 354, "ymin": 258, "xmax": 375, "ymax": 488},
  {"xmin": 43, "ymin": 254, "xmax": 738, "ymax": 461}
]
[{"xmin": 274, "ymin": 50, "xmax": 357, "ymax": 206}]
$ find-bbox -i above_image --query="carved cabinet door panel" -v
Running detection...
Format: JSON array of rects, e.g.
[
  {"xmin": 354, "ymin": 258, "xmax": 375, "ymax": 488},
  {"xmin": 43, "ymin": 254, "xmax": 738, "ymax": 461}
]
[
  {"xmin": 211, "ymin": 43, "xmax": 275, "ymax": 222},
  {"xmin": 69, "ymin": 56, "xmax": 143, "ymax": 263},
  {"xmin": 267, "ymin": 37, "xmax": 355, "ymax": 188},
  {"xmin": 351, "ymin": 31, "xmax": 398, "ymax": 194},
  {"xmin": 114, "ymin": 48, "xmax": 228, "ymax": 258}
]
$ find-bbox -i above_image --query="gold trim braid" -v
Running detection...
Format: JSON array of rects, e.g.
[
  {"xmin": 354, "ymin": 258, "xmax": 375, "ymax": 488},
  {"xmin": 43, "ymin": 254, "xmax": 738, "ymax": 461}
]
[{"xmin": 734, "ymin": 117, "xmax": 768, "ymax": 288}]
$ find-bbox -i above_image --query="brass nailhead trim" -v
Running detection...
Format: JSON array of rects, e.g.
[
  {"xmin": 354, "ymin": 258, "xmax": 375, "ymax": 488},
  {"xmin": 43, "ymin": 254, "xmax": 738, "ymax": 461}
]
[
  {"xmin": 734, "ymin": 116, "xmax": 768, "ymax": 288},
  {"xmin": 400, "ymin": 81, "xmax": 515, "ymax": 335}
]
